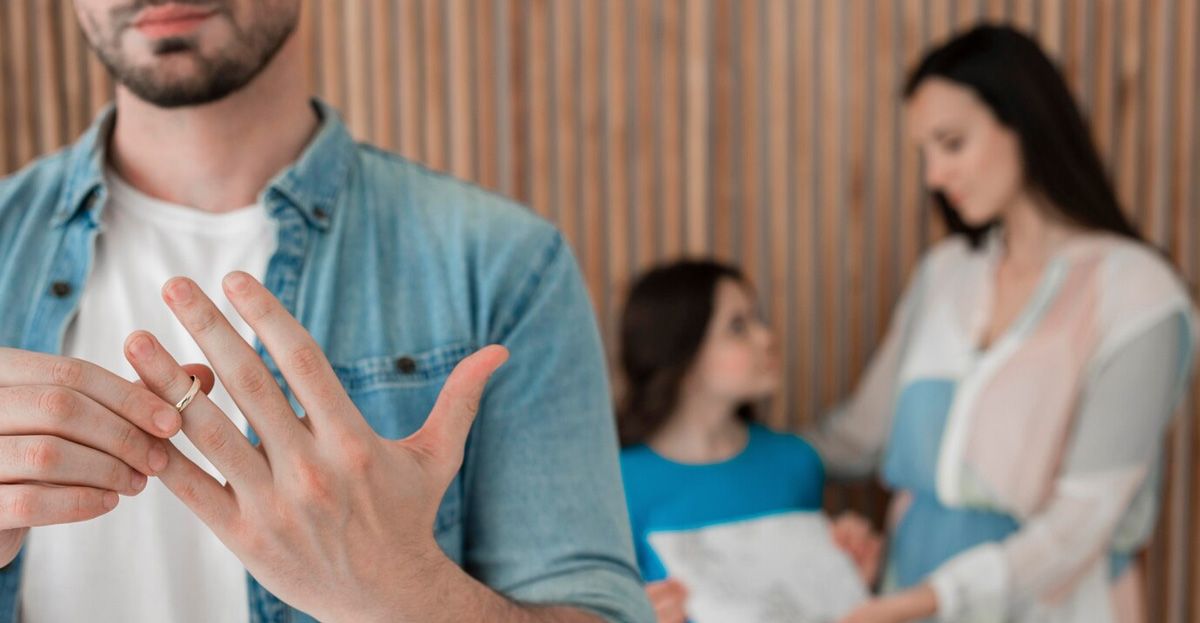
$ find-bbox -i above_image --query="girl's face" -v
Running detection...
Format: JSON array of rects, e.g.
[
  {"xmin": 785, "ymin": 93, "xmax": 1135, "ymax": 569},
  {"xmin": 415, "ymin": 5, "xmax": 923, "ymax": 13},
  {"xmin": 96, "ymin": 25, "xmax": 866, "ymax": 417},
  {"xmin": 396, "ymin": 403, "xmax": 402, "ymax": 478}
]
[
  {"xmin": 685, "ymin": 278, "xmax": 779, "ymax": 404},
  {"xmin": 906, "ymin": 77, "xmax": 1027, "ymax": 227}
]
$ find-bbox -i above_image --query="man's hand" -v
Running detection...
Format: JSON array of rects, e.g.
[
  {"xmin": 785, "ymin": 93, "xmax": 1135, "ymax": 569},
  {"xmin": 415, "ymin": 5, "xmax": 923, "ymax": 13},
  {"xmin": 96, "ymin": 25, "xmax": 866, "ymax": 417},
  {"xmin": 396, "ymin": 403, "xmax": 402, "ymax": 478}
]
[
  {"xmin": 124, "ymin": 272, "xmax": 509, "ymax": 622},
  {"xmin": 0, "ymin": 348, "xmax": 185, "ymax": 565}
]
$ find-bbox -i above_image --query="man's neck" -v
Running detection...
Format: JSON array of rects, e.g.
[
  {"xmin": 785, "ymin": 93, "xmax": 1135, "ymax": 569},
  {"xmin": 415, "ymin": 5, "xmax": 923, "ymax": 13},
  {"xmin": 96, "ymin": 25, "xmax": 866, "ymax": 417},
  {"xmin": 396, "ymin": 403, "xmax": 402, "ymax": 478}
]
[{"xmin": 107, "ymin": 37, "xmax": 319, "ymax": 213}]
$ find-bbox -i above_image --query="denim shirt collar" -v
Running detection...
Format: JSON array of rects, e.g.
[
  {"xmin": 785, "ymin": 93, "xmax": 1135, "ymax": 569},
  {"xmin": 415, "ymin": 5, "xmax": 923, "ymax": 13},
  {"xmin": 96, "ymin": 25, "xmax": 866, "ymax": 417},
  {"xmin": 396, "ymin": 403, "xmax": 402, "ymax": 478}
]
[{"xmin": 51, "ymin": 98, "xmax": 356, "ymax": 231}]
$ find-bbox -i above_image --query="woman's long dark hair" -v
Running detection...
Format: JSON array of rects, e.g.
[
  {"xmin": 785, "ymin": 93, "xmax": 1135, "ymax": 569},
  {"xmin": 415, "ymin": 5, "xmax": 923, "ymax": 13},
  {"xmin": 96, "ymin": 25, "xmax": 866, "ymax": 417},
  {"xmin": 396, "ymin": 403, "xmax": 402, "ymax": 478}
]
[
  {"xmin": 616, "ymin": 260, "xmax": 756, "ymax": 447},
  {"xmin": 905, "ymin": 24, "xmax": 1141, "ymax": 247}
]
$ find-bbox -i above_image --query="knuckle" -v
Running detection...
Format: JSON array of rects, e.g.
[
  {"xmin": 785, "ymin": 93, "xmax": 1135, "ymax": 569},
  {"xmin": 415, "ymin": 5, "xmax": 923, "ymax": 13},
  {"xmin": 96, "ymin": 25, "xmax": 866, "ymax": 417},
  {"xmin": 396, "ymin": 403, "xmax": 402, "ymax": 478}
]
[
  {"xmin": 114, "ymin": 424, "xmax": 142, "ymax": 462},
  {"xmin": 286, "ymin": 345, "xmax": 326, "ymax": 379},
  {"xmin": 191, "ymin": 309, "xmax": 222, "ymax": 336},
  {"xmin": 23, "ymin": 438, "xmax": 59, "ymax": 472},
  {"xmin": 71, "ymin": 489, "xmax": 101, "ymax": 517},
  {"xmin": 120, "ymin": 389, "xmax": 158, "ymax": 425},
  {"xmin": 48, "ymin": 358, "xmax": 85, "ymax": 388},
  {"xmin": 106, "ymin": 461, "xmax": 129, "ymax": 490},
  {"xmin": 174, "ymin": 478, "xmax": 203, "ymax": 506},
  {"xmin": 336, "ymin": 437, "xmax": 375, "ymax": 475},
  {"xmin": 230, "ymin": 365, "xmax": 272, "ymax": 397},
  {"xmin": 197, "ymin": 422, "xmax": 234, "ymax": 459},
  {"xmin": 3, "ymin": 490, "xmax": 40, "ymax": 524},
  {"xmin": 242, "ymin": 299, "xmax": 273, "ymax": 324},
  {"xmin": 291, "ymin": 459, "xmax": 333, "ymax": 505},
  {"xmin": 37, "ymin": 387, "xmax": 77, "ymax": 423}
]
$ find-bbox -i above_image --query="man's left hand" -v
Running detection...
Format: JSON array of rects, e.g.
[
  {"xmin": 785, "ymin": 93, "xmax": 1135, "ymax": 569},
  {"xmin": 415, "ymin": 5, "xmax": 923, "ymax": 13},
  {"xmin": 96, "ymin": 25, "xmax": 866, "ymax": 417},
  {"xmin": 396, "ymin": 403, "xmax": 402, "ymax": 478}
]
[{"xmin": 124, "ymin": 271, "xmax": 508, "ymax": 622}]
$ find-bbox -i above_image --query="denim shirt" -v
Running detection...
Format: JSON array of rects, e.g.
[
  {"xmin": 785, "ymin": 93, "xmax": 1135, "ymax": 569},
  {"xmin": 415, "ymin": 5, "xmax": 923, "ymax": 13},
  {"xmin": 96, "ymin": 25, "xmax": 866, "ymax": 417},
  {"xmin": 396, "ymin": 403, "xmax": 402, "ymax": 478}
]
[{"xmin": 0, "ymin": 100, "xmax": 652, "ymax": 623}]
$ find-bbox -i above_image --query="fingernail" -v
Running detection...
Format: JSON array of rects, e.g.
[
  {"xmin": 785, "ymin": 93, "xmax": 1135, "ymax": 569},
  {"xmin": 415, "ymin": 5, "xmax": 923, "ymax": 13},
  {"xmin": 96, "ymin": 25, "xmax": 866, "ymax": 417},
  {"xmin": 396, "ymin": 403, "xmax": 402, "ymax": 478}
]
[
  {"xmin": 103, "ymin": 492, "xmax": 119, "ymax": 510},
  {"xmin": 128, "ymin": 334, "xmax": 154, "ymax": 359},
  {"xmin": 130, "ymin": 472, "xmax": 147, "ymax": 493},
  {"xmin": 224, "ymin": 272, "xmax": 251, "ymax": 293},
  {"xmin": 155, "ymin": 409, "xmax": 179, "ymax": 435},
  {"xmin": 148, "ymin": 444, "xmax": 168, "ymax": 473},
  {"xmin": 164, "ymin": 279, "xmax": 193, "ymax": 304}
]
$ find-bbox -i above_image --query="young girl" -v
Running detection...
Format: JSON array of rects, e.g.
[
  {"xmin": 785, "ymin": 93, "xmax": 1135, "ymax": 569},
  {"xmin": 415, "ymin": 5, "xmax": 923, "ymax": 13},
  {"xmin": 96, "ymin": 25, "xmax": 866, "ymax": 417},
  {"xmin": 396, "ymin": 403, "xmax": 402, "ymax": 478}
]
[{"xmin": 616, "ymin": 260, "xmax": 879, "ymax": 623}]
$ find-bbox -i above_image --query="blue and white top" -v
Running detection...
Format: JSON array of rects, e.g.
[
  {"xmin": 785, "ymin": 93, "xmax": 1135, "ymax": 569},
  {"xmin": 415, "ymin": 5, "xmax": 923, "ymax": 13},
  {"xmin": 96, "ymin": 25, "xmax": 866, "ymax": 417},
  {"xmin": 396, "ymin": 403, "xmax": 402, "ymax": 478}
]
[{"xmin": 619, "ymin": 423, "xmax": 826, "ymax": 583}]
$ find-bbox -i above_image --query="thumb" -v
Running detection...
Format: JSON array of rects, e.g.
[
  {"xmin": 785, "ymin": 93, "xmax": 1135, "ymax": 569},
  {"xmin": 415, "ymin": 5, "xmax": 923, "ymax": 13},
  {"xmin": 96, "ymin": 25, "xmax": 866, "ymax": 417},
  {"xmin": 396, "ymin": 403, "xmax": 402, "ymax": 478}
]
[{"xmin": 408, "ymin": 345, "xmax": 509, "ymax": 468}]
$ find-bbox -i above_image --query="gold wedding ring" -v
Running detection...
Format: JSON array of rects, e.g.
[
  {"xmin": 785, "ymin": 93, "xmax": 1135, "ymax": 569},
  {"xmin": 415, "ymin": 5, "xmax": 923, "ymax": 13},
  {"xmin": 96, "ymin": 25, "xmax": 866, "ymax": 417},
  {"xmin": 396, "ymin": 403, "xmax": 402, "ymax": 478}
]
[{"xmin": 174, "ymin": 375, "xmax": 201, "ymax": 413}]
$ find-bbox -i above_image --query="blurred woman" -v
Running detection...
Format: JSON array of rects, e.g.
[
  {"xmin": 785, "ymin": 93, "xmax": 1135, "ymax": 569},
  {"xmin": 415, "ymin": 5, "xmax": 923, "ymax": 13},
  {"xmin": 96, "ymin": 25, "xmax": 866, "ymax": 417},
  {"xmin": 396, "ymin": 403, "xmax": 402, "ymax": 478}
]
[{"xmin": 810, "ymin": 25, "xmax": 1198, "ymax": 623}]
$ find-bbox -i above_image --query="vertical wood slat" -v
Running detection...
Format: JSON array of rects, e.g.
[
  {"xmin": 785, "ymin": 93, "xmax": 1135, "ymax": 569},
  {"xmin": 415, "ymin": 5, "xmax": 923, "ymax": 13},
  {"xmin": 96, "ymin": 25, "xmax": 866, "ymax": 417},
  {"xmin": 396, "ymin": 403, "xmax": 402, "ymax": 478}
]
[
  {"xmin": 792, "ymin": 0, "xmax": 818, "ymax": 426},
  {"xmin": 0, "ymin": 3, "xmax": 11, "ymax": 173},
  {"xmin": 659, "ymin": 0, "xmax": 684, "ymax": 261},
  {"xmin": 342, "ymin": 1, "xmax": 370, "ymax": 140},
  {"xmin": 8, "ymin": 0, "xmax": 35, "ymax": 166},
  {"xmin": 369, "ymin": 0, "xmax": 396, "ymax": 152},
  {"xmin": 682, "ymin": 0, "xmax": 710, "ymax": 256},
  {"xmin": 446, "ymin": 0, "xmax": 472, "ymax": 181},
  {"xmin": 738, "ymin": 0, "xmax": 761, "ymax": 293},
  {"xmin": 33, "ymin": 1, "xmax": 64, "ymax": 154},
  {"xmin": 579, "ymin": 0, "xmax": 606, "ymax": 325},
  {"xmin": 2, "ymin": 4, "xmax": 1197, "ymax": 618},
  {"xmin": 765, "ymin": 0, "xmax": 790, "ymax": 429},
  {"xmin": 58, "ymin": 0, "xmax": 86, "ymax": 138},
  {"xmin": 710, "ymin": 0, "xmax": 736, "ymax": 262},
  {"xmin": 551, "ymin": 0, "xmax": 579, "ymax": 248},
  {"xmin": 633, "ymin": 0, "xmax": 658, "ymax": 272},
  {"xmin": 603, "ymin": 0, "xmax": 630, "ymax": 339},
  {"xmin": 525, "ymin": 0, "xmax": 551, "ymax": 220}
]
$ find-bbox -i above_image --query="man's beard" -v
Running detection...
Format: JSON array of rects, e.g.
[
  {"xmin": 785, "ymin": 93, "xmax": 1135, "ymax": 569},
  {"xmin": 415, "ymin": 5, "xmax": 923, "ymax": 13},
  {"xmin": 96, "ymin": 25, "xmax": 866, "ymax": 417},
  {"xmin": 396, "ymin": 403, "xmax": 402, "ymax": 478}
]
[{"xmin": 86, "ymin": 1, "xmax": 297, "ymax": 108}]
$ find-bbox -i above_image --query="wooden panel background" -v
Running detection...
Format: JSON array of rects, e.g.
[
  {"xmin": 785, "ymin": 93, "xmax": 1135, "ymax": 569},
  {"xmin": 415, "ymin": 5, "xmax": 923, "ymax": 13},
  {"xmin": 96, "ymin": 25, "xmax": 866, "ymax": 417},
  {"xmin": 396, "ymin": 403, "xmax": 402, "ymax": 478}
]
[{"xmin": 1, "ymin": 1, "xmax": 1197, "ymax": 619}]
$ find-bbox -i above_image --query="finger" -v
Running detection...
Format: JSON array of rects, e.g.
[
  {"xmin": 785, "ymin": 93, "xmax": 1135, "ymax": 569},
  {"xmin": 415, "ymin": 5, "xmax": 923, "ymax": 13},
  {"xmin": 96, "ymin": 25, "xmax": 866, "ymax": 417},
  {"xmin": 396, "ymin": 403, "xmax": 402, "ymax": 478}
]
[
  {"xmin": 0, "ymin": 484, "xmax": 119, "ymax": 529},
  {"xmin": 830, "ymin": 522, "xmax": 853, "ymax": 550},
  {"xmin": 0, "ymin": 385, "xmax": 169, "ymax": 476},
  {"xmin": 0, "ymin": 435, "xmax": 148, "ymax": 495},
  {"xmin": 221, "ymin": 272, "xmax": 364, "ymax": 437},
  {"xmin": 154, "ymin": 440, "xmax": 238, "ymax": 535},
  {"xmin": 160, "ymin": 277, "xmax": 305, "ymax": 456},
  {"xmin": 646, "ymin": 579, "xmax": 687, "ymax": 599},
  {"xmin": 658, "ymin": 603, "xmax": 687, "ymax": 623},
  {"xmin": 125, "ymin": 331, "xmax": 270, "ymax": 489},
  {"xmin": 649, "ymin": 591, "xmax": 687, "ymax": 623},
  {"xmin": 0, "ymin": 348, "xmax": 181, "ymax": 438},
  {"xmin": 405, "ymin": 346, "xmax": 509, "ymax": 469}
]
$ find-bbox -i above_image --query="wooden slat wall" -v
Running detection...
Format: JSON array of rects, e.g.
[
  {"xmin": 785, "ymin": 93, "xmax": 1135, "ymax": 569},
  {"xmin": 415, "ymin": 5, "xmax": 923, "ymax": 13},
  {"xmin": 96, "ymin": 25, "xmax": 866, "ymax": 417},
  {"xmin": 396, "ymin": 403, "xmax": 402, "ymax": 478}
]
[{"xmin": 2, "ymin": 1, "xmax": 1197, "ymax": 619}]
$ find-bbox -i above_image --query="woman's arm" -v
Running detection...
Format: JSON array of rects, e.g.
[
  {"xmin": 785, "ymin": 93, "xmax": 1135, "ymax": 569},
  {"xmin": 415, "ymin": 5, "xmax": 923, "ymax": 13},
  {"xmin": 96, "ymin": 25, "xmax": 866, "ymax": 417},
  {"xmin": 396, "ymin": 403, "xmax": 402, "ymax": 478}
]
[{"xmin": 806, "ymin": 261, "xmax": 926, "ymax": 479}]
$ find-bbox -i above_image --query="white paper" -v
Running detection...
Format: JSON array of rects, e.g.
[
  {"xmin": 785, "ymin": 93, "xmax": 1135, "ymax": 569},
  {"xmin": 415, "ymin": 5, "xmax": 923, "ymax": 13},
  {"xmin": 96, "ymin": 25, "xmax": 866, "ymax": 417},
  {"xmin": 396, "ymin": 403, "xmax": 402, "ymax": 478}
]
[{"xmin": 647, "ymin": 511, "xmax": 869, "ymax": 623}]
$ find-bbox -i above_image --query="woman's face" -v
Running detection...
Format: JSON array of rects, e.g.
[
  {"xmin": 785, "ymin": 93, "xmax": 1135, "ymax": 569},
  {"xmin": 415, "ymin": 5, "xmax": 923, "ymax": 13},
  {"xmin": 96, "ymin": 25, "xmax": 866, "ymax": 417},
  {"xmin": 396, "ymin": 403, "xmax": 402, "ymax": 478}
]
[
  {"xmin": 906, "ymin": 77, "xmax": 1027, "ymax": 227},
  {"xmin": 685, "ymin": 278, "xmax": 779, "ymax": 404}
]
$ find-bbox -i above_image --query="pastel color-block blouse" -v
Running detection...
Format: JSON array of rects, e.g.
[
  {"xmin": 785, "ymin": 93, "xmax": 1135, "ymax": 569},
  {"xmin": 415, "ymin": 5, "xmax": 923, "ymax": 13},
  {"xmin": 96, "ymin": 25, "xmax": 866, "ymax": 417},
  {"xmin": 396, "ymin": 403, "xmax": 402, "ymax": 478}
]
[{"xmin": 809, "ymin": 231, "xmax": 1198, "ymax": 623}]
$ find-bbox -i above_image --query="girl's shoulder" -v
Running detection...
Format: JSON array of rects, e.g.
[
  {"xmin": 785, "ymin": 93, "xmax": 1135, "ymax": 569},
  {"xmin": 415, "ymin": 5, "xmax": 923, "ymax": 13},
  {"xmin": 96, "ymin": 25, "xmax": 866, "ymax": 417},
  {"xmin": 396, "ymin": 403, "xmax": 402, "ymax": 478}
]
[{"xmin": 748, "ymin": 424, "xmax": 825, "ymax": 472}]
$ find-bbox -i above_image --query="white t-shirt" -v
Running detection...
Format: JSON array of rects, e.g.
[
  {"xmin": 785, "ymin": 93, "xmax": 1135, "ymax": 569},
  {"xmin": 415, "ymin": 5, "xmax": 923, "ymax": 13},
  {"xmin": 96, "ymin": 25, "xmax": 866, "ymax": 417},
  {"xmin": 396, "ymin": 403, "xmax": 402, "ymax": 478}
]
[{"xmin": 19, "ymin": 170, "xmax": 279, "ymax": 623}]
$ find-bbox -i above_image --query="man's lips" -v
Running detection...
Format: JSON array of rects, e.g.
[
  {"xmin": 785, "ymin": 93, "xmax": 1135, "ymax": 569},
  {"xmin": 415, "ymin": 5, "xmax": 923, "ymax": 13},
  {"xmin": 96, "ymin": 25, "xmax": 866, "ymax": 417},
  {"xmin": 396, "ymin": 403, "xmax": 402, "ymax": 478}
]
[{"xmin": 133, "ymin": 4, "xmax": 218, "ymax": 38}]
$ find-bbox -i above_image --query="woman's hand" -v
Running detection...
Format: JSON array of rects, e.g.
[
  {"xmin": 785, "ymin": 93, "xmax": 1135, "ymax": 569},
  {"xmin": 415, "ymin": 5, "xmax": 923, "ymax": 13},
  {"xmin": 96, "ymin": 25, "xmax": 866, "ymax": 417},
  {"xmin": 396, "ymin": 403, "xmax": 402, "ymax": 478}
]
[
  {"xmin": 837, "ymin": 585, "xmax": 938, "ymax": 623},
  {"xmin": 829, "ymin": 511, "xmax": 884, "ymax": 586},
  {"xmin": 645, "ymin": 578, "xmax": 688, "ymax": 623}
]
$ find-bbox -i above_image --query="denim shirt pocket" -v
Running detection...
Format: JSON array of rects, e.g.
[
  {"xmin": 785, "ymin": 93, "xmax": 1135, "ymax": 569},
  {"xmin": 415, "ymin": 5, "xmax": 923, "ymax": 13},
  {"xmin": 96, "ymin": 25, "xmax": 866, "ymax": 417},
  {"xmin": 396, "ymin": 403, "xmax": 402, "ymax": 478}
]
[{"xmin": 330, "ymin": 340, "xmax": 475, "ymax": 553}]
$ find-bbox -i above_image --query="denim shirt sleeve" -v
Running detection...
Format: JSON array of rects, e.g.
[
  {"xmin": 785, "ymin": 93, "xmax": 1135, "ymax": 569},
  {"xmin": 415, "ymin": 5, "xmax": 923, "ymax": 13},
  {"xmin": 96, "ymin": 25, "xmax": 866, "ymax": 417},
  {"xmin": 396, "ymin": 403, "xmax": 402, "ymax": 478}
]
[{"xmin": 461, "ymin": 230, "xmax": 653, "ymax": 623}]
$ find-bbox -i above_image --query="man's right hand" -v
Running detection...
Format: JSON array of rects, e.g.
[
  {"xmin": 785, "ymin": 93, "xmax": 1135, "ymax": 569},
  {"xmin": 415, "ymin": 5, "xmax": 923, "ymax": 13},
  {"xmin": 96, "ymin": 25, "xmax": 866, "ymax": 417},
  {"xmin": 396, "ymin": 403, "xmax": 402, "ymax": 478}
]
[{"xmin": 0, "ymin": 348, "xmax": 195, "ymax": 566}]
